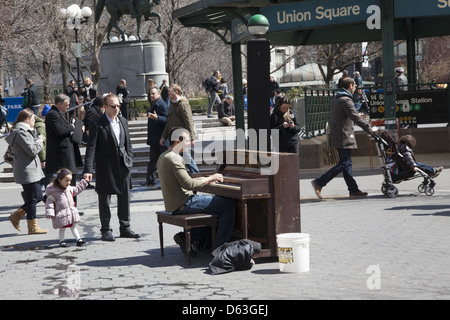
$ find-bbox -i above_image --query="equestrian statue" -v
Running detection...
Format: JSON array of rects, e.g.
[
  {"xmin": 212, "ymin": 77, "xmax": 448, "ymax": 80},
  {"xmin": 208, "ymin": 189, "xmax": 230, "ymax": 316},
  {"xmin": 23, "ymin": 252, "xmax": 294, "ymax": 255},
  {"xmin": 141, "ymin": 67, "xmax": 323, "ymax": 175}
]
[{"xmin": 95, "ymin": 0, "xmax": 162, "ymax": 42}]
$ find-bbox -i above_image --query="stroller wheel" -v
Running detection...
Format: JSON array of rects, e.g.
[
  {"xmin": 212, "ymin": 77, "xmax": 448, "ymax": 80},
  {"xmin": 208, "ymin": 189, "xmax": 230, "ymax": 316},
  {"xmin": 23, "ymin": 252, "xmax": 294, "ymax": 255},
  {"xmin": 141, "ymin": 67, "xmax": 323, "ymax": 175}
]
[
  {"xmin": 424, "ymin": 186, "xmax": 434, "ymax": 196},
  {"xmin": 381, "ymin": 185, "xmax": 387, "ymax": 195},
  {"xmin": 418, "ymin": 184, "xmax": 425, "ymax": 193},
  {"xmin": 386, "ymin": 186, "xmax": 398, "ymax": 198}
]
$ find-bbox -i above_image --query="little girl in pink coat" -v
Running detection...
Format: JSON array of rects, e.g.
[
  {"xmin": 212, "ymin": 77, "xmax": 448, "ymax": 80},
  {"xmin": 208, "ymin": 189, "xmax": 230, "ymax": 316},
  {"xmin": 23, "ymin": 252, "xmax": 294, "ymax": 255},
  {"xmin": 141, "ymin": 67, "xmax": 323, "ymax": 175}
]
[{"xmin": 45, "ymin": 168, "xmax": 88, "ymax": 247}]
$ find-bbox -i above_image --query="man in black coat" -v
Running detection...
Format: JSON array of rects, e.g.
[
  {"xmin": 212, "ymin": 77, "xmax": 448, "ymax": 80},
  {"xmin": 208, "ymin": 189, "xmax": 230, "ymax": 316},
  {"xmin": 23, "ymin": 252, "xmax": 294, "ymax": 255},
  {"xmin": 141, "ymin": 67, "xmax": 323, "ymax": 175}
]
[
  {"xmin": 45, "ymin": 93, "xmax": 83, "ymax": 178},
  {"xmin": 83, "ymin": 93, "xmax": 139, "ymax": 241},
  {"xmin": 141, "ymin": 87, "xmax": 168, "ymax": 187}
]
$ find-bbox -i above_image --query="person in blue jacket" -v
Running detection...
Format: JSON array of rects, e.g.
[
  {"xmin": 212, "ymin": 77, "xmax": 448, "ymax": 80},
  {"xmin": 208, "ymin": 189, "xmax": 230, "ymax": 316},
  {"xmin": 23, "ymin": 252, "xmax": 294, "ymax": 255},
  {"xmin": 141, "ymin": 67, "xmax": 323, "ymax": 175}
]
[{"xmin": 141, "ymin": 86, "xmax": 169, "ymax": 187}]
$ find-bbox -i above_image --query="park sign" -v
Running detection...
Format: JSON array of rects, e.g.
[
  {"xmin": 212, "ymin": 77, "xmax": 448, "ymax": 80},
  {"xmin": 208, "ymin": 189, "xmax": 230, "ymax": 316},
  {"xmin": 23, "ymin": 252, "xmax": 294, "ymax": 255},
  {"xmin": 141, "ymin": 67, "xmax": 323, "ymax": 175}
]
[
  {"xmin": 368, "ymin": 89, "xmax": 449, "ymax": 125},
  {"xmin": 4, "ymin": 97, "xmax": 24, "ymax": 123},
  {"xmin": 260, "ymin": 0, "xmax": 450, "ymax": 33}
]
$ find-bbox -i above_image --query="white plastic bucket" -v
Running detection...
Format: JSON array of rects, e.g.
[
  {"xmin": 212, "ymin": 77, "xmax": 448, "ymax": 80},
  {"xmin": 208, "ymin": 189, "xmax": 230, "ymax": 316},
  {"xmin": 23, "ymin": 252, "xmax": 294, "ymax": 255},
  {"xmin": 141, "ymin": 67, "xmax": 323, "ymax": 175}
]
[{"xmin": 277, "ymin": 233, "xmax": 310, "ymax": 273}]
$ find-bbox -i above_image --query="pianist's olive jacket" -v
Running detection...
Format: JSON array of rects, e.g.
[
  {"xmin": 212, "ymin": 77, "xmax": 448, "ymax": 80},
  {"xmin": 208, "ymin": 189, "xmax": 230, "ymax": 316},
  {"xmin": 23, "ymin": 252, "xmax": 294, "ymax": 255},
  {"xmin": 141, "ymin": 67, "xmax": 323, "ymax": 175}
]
[{"xmin": 157, "ymin": 150, "xmax": 202, "ymax": 212}]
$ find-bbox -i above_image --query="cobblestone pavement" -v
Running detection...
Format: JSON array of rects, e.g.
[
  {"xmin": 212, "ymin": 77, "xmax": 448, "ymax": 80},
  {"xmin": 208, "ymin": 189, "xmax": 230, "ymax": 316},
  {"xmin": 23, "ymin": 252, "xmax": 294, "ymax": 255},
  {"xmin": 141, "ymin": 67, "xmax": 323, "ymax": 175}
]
[
  {"xmin": 1, "ymin": 166, "xmax": 450, "ymax": 301},
  {"xmin": 1, "ymin": 129, "xmax": 450, "ymax": 302}
]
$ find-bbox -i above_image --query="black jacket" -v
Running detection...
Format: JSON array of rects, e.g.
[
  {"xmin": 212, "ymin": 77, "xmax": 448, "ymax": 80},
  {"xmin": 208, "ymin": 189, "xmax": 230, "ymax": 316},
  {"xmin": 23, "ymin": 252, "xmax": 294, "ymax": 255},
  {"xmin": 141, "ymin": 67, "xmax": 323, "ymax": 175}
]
[
  {"xmin": 65, "ymin": 85, "xmax": 78, "ymax": 108},
  {"xmin": 209, "ymin": 240, "xmax": 261, "ymax": 275},
  {"xmin": 159, "ymin": 84, "xmax": 169, "ymax": 101},
  {"xmin": 270, "ymin": 108, "xmax": 300, "ymax": 153},
  {"xmin": 116, "ymin": 85, "xmax": 129, "ymax": 103},
  {"xmin": 81, "ymin": 84, "xmax": 97, "ymax": 101},
  {"xmin": 27, "ymin": 84, "xmax": 40, "ymax": 107},
  {"xmin": 82, "ymin": 105, "xmax": 103, "ymax": 143},
  {"xmin": 146, "ymin": 97, "xmax": 168, "ymax": 146},
  {"xmin": 45, "ymin": 106, "xmax": 83, "ymax": 174},
  {"xmin": 84, "ymin": 114, "xmax": 133, "ymax": 194}
]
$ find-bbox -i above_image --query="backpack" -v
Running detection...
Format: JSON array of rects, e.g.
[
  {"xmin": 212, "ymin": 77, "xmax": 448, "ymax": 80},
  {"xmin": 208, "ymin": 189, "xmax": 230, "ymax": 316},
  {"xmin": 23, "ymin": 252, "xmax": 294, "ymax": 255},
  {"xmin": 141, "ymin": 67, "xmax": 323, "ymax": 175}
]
[{"xmin": 202, "ymin": 76, "xmax": 214, "ymax": 91}]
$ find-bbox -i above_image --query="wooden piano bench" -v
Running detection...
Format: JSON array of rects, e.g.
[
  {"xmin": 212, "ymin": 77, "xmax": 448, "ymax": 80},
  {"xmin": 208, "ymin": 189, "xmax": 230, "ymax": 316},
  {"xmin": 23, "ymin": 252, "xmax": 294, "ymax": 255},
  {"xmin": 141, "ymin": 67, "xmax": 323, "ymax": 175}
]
[{"xmin": 155, "ymin": 211, "xmax": 218, "ymax": 265}]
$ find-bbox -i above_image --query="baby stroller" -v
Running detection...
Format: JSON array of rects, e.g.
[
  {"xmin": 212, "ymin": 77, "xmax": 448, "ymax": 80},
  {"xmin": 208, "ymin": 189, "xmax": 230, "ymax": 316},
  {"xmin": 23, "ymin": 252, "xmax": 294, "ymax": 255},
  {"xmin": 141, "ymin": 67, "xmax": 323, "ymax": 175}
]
[{"xmin": 370, "ymin": 130, "xmax": 436, "ymax": 198}]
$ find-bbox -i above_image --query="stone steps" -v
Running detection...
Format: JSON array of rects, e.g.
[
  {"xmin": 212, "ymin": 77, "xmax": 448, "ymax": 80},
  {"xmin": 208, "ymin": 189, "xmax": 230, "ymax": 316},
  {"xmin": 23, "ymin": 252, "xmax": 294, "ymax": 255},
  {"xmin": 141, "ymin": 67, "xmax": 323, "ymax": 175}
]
[{"xmin": 0, "ymin": 116, "xmax": 245, "ymax": 183}]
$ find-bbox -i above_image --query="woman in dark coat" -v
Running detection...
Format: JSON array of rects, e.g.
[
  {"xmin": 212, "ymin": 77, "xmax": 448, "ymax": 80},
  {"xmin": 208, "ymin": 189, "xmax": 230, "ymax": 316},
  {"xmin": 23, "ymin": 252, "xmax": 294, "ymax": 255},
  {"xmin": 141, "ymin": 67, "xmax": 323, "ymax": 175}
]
[{"xmin": 270, "ymin": 96, "xmax": 300, "ymax": 154}]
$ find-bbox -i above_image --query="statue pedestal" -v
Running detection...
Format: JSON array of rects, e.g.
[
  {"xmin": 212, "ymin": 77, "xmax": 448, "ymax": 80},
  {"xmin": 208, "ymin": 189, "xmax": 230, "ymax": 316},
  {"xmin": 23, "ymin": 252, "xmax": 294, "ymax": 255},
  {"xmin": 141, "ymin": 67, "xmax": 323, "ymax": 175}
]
[{"xmin": 98, "ymin": 39, "xmax": 168, "ymax": 99}]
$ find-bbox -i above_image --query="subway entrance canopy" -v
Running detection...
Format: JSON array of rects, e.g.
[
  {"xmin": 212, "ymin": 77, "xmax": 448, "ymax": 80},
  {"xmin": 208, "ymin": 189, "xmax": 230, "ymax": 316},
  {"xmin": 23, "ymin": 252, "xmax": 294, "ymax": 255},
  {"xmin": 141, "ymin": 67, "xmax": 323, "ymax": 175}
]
[
  {"xmin": 174, "ymin": 0, "xmax": 450, "ymax": 46},
  {"xmin": 174, "ymin": 0, "xmax": 450, "ymax": 129}
]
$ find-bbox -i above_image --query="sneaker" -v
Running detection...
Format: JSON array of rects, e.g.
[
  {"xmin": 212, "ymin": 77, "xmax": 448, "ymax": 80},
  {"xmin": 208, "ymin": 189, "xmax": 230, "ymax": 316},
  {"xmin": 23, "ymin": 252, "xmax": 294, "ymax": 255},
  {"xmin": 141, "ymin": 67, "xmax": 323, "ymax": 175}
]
[
  {"xmin": 311, "ymin": 180, "xmax": 322, "ymax": 199},
  {"xmin": 59, "ymin": 241, "xmax": 68, "ymax": 248},
  {"xmin": 349, "ymin": 190, "xmax": 368, "ymax": 197},
  {"xmin": 430, "ymin": 166, "xmax": 443, "ymax": 178}
]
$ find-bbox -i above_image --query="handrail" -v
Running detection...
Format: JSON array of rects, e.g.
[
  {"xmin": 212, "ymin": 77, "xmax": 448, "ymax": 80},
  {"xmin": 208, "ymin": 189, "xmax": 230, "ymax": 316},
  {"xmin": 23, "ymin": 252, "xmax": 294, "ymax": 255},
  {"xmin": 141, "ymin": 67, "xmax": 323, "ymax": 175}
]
[{"xmin": 302, "ymin": 82, "xmax": 450, "ymax": 139}]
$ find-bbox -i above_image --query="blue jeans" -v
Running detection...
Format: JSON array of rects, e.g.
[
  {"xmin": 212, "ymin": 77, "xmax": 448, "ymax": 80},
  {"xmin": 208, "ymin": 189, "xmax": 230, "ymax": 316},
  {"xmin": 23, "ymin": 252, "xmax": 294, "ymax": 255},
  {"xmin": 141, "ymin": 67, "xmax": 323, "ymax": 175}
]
[
  {"xmin": 21, "ymin": 181, "xmax": 43, "ymax": 220},
  {"xmin": 208, "ymin": 91, "xmax": 221, "ymax": 116},
  {"xmin": 315, "ymin": 148, "xmax": 359, "ymax": 193},
  {"xmin": 416, "ymin": 162, "xmax": 435, "ymax": 175},
  {"xmin": 174, "ymin": 195, "xmax": 235, "ymax": 247}
]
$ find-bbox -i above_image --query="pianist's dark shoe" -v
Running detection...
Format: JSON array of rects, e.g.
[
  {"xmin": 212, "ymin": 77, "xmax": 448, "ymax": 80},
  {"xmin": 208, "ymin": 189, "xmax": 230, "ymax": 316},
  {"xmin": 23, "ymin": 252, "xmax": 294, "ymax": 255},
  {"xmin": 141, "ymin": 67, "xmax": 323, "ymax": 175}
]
[{"xmin": 173, "ymin": 232, "xmax": 197, "ymax": 257}]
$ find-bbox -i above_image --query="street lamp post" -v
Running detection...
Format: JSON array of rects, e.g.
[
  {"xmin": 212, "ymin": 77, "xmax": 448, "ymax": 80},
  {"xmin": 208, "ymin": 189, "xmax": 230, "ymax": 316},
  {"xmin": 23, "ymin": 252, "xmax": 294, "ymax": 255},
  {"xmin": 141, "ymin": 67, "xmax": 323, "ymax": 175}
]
[
  {"xmin": 247, "ymin": 14, "xmax": 271, "ymax": 151},
  {"xmin": 59, "ymin": 4, "xmax": 92, "ymax": 118}
]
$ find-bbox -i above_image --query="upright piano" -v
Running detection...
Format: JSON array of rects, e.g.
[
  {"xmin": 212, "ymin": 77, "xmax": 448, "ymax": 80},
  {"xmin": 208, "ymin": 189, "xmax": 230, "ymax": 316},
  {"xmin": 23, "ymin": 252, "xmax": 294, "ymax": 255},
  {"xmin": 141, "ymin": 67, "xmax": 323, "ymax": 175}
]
[{"xmin": 193, "ymin": 149, "xmax": 300, "ymax": 258}]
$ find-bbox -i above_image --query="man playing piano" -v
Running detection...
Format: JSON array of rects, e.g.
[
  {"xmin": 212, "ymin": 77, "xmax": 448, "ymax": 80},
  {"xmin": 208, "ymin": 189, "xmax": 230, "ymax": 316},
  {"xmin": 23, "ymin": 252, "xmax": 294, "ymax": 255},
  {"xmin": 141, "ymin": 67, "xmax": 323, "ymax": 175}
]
[{"xmin": 157, "ymin": 127, "xmax": 235, "ymax": 256}]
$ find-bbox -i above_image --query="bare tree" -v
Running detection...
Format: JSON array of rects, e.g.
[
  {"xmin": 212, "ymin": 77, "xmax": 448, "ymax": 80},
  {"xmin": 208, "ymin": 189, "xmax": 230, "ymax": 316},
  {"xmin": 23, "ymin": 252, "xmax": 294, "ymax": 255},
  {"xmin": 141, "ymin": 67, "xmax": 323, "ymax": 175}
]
[
  {"xmin": 0, "ymin": 0, "xmax": 64, "ymax": 102},
  {"xmin": 293, "ymin": 42, "xmax": 382, "ymax": 86},
  {"xmin": 153, "ymin": 0, "xmax": 232, "ymax": 96},
  {"xmin": 420, "ymin": 36, "xmax": 450, "ymax": 83}
]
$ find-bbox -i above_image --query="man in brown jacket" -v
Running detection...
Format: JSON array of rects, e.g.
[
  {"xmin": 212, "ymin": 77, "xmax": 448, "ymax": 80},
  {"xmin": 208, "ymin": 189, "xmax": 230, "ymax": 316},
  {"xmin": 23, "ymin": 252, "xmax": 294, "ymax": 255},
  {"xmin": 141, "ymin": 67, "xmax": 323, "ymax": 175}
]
[
  {"xmin": 160, "ymin": 84, "xmax": 199, "ymax": 173},
  {"xmin": 311, "ymin": 77, "xmax": 373, "ymax": 199}
]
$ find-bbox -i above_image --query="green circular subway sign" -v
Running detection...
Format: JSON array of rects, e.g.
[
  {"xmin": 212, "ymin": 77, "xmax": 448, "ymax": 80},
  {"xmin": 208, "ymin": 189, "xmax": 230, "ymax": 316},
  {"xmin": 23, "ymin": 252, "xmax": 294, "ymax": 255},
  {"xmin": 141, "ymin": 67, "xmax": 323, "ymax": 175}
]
[{"xmin": 248, "ymin": 14, "xmax": 270, "ymax": 27}]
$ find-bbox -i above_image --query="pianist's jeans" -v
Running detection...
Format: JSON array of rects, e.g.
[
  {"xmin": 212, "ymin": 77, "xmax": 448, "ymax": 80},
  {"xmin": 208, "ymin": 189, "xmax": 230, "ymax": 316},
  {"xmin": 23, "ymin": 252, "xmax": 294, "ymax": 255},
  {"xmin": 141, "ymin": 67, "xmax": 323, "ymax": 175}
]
[{"xmin": 174, "ymin": 194, "xmax": 235, "ymax": 248}]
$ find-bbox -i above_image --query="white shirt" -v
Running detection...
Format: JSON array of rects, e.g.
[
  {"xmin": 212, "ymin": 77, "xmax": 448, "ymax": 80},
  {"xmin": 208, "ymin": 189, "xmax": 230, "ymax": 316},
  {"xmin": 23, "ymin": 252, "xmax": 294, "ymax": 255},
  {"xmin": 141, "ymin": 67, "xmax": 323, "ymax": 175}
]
[{"xmin": 106, "ymin": 114, "xmax": 121, "ymax": 144}]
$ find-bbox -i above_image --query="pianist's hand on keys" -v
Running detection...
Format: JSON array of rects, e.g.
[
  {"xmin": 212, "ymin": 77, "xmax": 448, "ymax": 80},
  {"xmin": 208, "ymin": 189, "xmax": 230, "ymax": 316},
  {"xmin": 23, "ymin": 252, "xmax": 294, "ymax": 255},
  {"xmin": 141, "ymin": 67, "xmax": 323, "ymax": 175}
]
[{"xmin": 203, "ymin": 173, "xmax": 223, "ymax": 186}]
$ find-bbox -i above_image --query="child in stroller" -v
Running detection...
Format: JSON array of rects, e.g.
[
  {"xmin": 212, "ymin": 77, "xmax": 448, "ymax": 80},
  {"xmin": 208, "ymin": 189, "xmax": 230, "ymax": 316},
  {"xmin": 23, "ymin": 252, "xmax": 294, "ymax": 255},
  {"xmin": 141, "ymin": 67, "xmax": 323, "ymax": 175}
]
[
  {"xmin": 372, "ymin": 131, "xmax": 442, "ymax": 197},
  {"xmin": 394, "ymin": 134, "xmax": 443, "ymax": 180}
]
